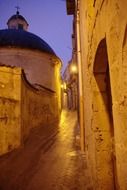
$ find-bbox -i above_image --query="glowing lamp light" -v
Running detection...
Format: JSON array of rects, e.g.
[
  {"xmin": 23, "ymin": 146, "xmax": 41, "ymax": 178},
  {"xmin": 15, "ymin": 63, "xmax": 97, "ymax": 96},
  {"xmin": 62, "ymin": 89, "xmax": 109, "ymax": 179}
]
[
  {"xmin": 61, "ymin": 82, "xmax": 66, "ymax": 90},
  {"xmin": 71, "ymin": 64, "xmax": 77, "ymax": 73},
  {"xmin": 61, "ymin": 84, "xmax": 64, "ymax": 89},
  {"xmin": 63, "ymin": 82, "xmax": 67, "ymax": 90}
]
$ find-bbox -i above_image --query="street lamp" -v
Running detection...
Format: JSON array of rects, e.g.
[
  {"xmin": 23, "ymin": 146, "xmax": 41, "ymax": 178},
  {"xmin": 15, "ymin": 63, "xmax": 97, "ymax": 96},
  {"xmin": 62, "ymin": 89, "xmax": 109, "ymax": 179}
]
[
  {"xmin": 61, "ymin": 82, "xmax": 66, "ymax": 90},
  {"xmin": 61, "ymin": 84, "xmax": 64, "ymax": 89},
  {"xmin": 70, "ymin": 63, "xmax": 78, "ymax": 74}
]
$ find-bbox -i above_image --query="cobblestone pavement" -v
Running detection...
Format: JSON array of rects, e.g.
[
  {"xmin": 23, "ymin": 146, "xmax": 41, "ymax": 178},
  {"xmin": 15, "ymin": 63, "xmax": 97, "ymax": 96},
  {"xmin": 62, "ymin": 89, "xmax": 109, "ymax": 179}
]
[{"xmin": 0, "ymin": 110, "xmax": 93, "ymax": 190}]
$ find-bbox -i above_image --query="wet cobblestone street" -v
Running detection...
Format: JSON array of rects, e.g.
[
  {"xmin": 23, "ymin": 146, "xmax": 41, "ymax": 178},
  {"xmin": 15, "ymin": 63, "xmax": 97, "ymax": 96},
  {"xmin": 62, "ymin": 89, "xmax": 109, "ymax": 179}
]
[{"xmin": 0, "ymin": 110, "xmax": 92, "ymax": 190}]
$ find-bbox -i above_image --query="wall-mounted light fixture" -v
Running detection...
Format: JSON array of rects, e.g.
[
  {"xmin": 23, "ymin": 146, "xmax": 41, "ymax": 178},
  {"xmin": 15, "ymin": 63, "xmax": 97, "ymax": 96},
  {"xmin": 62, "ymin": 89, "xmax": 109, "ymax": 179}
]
[{"xmin": 70, "ymin": 64, "xmax": 78, "ymax": 74}]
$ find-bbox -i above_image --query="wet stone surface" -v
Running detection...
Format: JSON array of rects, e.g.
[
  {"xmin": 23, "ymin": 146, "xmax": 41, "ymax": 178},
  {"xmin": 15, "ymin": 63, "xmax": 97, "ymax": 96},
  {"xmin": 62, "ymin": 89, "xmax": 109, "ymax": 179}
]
[{"xmin": 0, "ymin": 110, "xmax": 92, "ymax": 190}]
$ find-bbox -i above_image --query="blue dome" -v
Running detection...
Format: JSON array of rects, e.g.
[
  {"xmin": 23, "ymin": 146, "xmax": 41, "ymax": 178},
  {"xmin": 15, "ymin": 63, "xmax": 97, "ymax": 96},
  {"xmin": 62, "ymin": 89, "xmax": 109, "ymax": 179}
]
[{"xmin": 0, "ymin": 29, "xmax": 55, "ymax": 55}]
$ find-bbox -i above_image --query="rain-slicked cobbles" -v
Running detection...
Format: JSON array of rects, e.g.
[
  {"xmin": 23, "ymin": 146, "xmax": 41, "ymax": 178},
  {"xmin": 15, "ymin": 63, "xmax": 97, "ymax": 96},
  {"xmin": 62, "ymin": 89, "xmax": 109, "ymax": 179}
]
[{"xmin": 0, "ymin": 110, "xmax": 93, "ymax": 190}]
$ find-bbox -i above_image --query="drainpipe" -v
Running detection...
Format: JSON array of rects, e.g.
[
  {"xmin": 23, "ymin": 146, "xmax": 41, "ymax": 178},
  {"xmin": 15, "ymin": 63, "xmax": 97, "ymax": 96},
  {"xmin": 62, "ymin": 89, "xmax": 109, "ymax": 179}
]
[{"xmin": 76, "ymin": 0, "xmax": 85, "ymax": 152}]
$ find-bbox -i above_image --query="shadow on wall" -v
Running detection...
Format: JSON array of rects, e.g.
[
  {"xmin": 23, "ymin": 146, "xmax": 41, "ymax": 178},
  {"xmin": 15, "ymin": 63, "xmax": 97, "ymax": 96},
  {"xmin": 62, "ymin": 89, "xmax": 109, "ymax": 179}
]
[{"xmin": 92, "ymin": 38, "xmax": 116, "ymax": 189}]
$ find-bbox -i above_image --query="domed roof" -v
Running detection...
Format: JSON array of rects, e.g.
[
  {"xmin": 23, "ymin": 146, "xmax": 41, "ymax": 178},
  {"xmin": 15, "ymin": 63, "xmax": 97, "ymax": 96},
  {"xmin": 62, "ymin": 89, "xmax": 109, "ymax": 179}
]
[
  {"xmin": 0, "ymin": 29, "xmax": 55, "ymax": 55},
  {"xmin": 7, "ymin": 13, "xmax": 29, "ymax": 26}
]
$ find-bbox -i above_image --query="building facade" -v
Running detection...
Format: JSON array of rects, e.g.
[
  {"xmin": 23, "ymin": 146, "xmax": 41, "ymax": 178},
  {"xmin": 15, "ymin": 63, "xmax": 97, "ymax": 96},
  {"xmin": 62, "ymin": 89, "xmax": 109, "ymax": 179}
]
[
  {"xmin": 62, "ymin": 5, "xmax": 78, "ymax": 111},
  {"xmin": 62, "ymin": 59, "xmax": 78, "ymax": 110},
  {"xmin": 66, "ymin": 0, "xmax": 127, "ymax": 189},
  {"xmin": 0, "ymin": 11, "xmax": 61, "ymax": 155}
]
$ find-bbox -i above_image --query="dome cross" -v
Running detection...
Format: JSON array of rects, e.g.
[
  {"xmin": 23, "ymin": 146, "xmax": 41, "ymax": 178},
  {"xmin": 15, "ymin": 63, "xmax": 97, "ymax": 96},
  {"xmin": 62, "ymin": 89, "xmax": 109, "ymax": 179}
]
[{"xmin": 15, "ymin": 6, "xmax": 20, "ymax": 15}]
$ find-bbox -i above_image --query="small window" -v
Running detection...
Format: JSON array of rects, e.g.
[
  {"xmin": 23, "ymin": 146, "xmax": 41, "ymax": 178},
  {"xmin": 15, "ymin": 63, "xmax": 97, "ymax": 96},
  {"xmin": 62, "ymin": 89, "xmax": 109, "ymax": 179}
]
[{"xmin": 18, "ymin": 24, "xmax": 23, "ymax": 30}]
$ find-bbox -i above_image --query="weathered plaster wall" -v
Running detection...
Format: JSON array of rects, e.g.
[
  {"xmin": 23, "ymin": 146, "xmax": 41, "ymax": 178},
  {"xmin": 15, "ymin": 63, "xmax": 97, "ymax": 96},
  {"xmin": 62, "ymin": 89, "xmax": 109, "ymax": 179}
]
[
  {"xmin": 0, "ymin": 65, "xmax": 60, "ymax": 155},
  {"xmin": 52, "ymin": 58, "xmax": 62, "ymax": 115},
  {"xmin": 79, "ymin": 0, "xmax": 127, "ymax": 189},
  {"xmin": 21, "ymin": 73, "xmax": 59, "ymax": 140},
  {"xmin": 0, "ymin": 66, "xmax": 21, "ymax": 155}
]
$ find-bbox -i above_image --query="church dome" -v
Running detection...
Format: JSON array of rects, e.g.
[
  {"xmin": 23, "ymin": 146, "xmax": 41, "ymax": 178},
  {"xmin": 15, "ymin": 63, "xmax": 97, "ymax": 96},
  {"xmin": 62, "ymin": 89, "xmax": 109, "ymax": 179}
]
[{"xmin": 0, "ymin": 29, "xmax": 55, "ymax": 55}]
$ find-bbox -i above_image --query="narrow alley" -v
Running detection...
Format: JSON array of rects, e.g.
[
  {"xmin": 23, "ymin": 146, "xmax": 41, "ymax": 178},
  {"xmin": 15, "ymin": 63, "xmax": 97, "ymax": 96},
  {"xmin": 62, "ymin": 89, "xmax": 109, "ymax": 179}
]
[{"xmin": 0, "ymin": 110, "xmax": 92, "ymax": 190}]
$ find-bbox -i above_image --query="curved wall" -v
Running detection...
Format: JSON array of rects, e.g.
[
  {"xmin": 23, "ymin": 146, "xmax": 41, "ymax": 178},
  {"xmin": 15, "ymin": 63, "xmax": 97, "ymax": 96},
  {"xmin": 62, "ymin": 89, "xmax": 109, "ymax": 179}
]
[
  {"xmin": 0, "ymin": 66, "xmax": 59, "ymax": 155},
  {"xmin": 0, "ymin": 48, "xmax": 56, "ymax": 91}
]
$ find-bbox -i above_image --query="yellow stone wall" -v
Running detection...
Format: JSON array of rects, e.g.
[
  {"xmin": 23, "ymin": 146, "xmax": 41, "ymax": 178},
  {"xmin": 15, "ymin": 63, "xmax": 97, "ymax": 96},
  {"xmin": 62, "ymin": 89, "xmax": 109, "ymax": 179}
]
[
  {"xmin": 0, "ymin": 66, "xmax": 21, "ymax": 155},
  {"xmin": 52, "ymin": 57, "xmax": 62, "ymax": 115},
  {"xmin": 21, "ymin": 72, "xmax": 59, "ymax": 140},
  {"xmin": 78, "ymin": 0, "xmax": 127, "ymax": 189},
  {"xmin": 0, "ymin": 64, "xmax": 61, "ymax": 155}
]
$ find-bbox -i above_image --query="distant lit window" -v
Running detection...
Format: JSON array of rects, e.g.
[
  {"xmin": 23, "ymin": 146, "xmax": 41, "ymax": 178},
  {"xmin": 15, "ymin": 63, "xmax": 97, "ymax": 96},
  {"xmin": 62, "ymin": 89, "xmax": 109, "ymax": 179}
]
[{"xmin": 18, "ymin": 24, "xmax": 23, "ymax": 30}]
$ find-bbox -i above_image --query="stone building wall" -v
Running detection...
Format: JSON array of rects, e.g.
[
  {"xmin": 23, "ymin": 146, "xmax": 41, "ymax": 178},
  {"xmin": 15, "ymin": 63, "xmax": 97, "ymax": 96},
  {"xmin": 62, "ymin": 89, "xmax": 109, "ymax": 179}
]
[
  {"xmin": 0, "ymin": 66, "xmax": 21, "ymax": 155},
  {"xmin": 21, "ymin": 72, "xmax": 59, "ymax": 140},
  {"xmin": 78, "ymin": 0, "xmax": 127, "ymax": 189},
  {"xmin": 0, "ymin": 66, "xmax": 60, "ymax": 156},
  {"xmin": 53, "ymin": 58, "xmax": 62, "ymax": 115},
  {"xmin": 0, "ymin": 48, "xmax": 56, "ymax": 91}
]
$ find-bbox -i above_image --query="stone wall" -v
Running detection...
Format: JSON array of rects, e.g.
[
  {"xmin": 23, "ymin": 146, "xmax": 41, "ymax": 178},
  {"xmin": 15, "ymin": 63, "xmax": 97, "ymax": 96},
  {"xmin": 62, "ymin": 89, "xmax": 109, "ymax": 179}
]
[
  {"xmin": 0, "ymin": 66, "xmax": 59, "ymax": 155},
  {"xmin": 0, "ymin": 66, "xmax": 21, "ymax": 155},
  {"xmin": 78, "ymin": 0, "xmax": 127, "ymax": 189},
  {"xmin": 21, "ymin": 71, "xmax": 59, "ymax": 140}
]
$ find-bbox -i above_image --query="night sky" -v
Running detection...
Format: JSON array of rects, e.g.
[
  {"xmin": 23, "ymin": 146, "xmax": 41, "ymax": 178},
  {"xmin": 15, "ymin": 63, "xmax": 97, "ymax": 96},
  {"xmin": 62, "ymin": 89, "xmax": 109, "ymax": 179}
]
[{"xmin": 0, "ymin": 0, "xmax": 73, "ymax": 72}]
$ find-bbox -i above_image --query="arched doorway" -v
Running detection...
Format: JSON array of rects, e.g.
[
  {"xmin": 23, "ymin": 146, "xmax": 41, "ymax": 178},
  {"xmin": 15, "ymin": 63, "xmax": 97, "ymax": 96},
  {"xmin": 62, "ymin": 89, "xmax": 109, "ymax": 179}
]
[{"xmin": 93, "ymin": 39, "xmax": 115, "ymax": 189}]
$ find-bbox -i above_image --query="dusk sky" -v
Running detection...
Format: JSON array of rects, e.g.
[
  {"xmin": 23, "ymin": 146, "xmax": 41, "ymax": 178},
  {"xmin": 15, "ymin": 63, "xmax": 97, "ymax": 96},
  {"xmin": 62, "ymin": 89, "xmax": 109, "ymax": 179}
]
[{"xmin": 0, "ymin": 0, "xmax": 73, "ymax": 72}]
